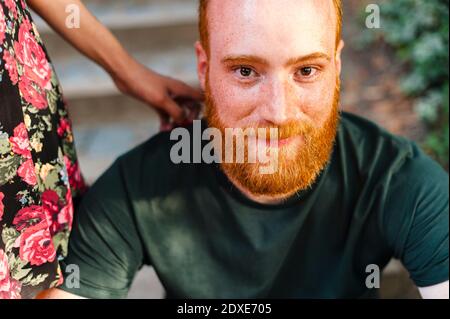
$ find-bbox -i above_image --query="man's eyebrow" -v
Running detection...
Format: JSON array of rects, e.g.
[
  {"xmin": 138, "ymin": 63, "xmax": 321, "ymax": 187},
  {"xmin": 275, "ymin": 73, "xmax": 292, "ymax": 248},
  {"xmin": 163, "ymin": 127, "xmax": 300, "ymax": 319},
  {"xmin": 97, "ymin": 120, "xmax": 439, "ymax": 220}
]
[
  {"xmin": 221, "ymin": 55, "xmax": 270, "ymax": 66},
  {"xmin": 285, "ymin": 53, "xmax": 331, "ymax": 67},
  {"xmin": 221, "ymin": 53, "xmax": 331, "ymax": 67}
]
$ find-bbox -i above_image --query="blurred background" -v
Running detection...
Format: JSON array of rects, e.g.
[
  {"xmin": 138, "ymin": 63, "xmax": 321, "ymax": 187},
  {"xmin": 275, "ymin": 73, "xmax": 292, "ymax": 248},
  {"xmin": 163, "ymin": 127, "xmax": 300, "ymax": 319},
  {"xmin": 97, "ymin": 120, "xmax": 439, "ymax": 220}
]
[{"xmin": 31, "ymin": 0, "xmax": 448, "ymax": 298}]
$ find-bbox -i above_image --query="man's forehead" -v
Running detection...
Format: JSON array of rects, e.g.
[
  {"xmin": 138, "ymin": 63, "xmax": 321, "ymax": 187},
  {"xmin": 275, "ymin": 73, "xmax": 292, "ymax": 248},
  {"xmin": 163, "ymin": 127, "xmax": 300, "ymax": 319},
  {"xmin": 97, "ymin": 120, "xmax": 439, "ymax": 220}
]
[{"xmin": 207, "ymin": 0, "xmax": 337, "ymax": 60}]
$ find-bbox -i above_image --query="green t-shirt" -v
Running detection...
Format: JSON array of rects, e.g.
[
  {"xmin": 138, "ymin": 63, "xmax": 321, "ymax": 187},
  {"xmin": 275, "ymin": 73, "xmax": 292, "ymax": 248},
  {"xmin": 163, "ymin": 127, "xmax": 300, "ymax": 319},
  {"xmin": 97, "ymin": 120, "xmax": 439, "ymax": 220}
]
[{"xmin": 60, "ymin": 112, "xmax": 449, "ymax": 299}]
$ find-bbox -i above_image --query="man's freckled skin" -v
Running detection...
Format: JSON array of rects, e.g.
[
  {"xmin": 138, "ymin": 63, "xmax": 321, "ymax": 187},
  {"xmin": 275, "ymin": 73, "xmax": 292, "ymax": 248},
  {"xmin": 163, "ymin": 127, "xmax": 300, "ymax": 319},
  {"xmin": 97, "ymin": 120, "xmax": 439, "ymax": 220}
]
[{"xmin": 204, "ymin": 0, "xmax": 339, "ymax": 131}]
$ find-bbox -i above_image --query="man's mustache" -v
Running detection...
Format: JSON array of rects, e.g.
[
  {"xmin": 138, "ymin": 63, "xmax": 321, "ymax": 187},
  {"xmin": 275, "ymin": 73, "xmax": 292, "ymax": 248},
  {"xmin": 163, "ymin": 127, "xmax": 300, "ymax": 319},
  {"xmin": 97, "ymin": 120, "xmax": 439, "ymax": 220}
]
[{"xmin": 213, "ymin": 120, "xmax": 315, "ymax": 141}]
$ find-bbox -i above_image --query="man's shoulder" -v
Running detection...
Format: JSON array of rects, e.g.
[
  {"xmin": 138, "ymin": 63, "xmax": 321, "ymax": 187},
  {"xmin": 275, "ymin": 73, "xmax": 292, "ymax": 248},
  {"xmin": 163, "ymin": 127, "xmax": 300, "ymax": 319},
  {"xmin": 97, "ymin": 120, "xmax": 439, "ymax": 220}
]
[
  {"xmin": 77, "ymin": 128, "xmax": 193, "ymax": 224},
  {"xmin": 101, "ymin": 123, "xmax": 202, "ymax": 199},
  {"xmin": 119, "ymin": 129, "xmax": 174, "ymax": 168},
  {"xmin": 338, "ymin": 112, "xmax": 420, "ymax": 175},
  {"xmin": 340, "ymin": 112, "xmax": 448, "ymax": 214},
  {"xmin": 339, "ymin": 112, "xmax": 445, "ymax": 175},
  {"xmin": 340, "ymin": 111, "xmax": 413, "ymax": 150},
  {"xmin": 119, "ymin": 121, "xmax": 203, "ymax": 164},
  {"xmin": 338, "ymin": 112, "xmax": 448, "ymax": 208},
  {"xmin": 339, "ymin": 112, "xmax": 448, "ymax": 251}
]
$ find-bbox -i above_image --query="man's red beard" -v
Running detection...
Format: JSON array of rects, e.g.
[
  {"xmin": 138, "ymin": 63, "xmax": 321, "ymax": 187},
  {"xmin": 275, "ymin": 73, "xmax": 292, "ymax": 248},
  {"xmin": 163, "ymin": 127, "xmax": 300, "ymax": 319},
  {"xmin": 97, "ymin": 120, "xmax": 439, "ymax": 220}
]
[{"xmin": 205, "ymin": 78, "xmax": 341, "ymax": 200}]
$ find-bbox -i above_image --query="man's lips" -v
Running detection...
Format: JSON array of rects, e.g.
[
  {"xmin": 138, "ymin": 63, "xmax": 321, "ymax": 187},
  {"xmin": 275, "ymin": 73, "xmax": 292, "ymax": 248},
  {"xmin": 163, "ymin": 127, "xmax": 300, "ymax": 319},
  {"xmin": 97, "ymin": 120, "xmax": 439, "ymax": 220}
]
[
  {"xmin": 278, "ymin": 136, "xmax": 297, "ymax": 146},
  {"xmin": 251, "ymin": 135, "xmax": 302, "ymax": 149}
]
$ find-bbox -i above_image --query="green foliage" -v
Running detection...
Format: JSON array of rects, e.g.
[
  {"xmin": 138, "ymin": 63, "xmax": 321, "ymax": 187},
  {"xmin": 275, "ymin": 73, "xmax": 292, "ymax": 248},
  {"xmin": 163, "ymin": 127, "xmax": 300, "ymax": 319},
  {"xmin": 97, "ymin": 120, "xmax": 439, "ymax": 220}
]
[
  {"xmin": 424, "ymin": 84, "xmax": 449, "ymax": 168},
  {"xmin": 360, "ymin": 0, "xmax": 449, "ymax": 168}
]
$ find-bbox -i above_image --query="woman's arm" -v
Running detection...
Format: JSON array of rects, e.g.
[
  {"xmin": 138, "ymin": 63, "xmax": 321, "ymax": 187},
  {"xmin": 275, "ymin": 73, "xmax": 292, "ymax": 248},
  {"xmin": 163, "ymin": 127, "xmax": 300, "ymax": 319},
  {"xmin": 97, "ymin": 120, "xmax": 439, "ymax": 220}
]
[{"xmin": 27, "ymin": 0, "xmax": 202, "ymax": 127}]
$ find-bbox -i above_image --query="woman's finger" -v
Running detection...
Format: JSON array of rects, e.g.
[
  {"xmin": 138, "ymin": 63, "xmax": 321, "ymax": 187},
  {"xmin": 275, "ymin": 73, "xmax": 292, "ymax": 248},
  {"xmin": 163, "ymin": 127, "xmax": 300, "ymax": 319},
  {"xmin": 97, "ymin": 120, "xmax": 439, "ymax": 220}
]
[
  {"xmin": 160, "ymin": 95, "xmax": 186, "ymax": 124},
  {"xmin": 168, "ymin": 78, "xmax": 204, "ymax": 101},
  {"xmin": 156, "ymin": 109, "xmax": 173, "ymax": 132}
]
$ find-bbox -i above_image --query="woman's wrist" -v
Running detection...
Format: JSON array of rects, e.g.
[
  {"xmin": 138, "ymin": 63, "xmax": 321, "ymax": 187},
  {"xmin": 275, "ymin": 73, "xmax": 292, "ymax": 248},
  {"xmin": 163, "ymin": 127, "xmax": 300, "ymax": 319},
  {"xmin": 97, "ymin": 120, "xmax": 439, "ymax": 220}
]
[
  {"xmin": 99, "ymin": 44, "xmax": 135, "ymax": 80},
  {"xmin": 105, "ymin": 51, "xmax": 147, "ymax": 96}
]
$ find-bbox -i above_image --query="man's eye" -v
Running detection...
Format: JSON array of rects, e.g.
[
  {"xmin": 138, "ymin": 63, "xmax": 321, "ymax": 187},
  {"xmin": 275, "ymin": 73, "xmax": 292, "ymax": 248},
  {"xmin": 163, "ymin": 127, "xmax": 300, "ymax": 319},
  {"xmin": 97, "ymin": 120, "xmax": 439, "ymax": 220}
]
[
  {"xmin": 297, "ymin": 67, "xmax": 318, "ymax": 78},
  {"xmin": 235, "ymin": 66, "xmax": 255, "ymax": 78}
]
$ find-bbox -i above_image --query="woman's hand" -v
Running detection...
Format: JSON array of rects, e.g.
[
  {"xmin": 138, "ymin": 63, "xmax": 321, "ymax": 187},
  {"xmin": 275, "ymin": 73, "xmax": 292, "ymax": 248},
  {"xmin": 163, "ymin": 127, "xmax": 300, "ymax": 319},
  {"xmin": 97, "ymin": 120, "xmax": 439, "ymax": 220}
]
[
  {"xmin": 112, "ymin": 59, "xmax": 203, "ymax": 131},
  {"xmin": 28, "ymin": 0, "xmax": 204, "ymax": 131}
]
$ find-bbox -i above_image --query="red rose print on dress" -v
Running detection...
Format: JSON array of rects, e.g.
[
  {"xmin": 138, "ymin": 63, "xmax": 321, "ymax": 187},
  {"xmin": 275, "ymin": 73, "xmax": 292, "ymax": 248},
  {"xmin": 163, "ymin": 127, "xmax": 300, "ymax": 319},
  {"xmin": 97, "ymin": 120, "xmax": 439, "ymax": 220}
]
[
  {"xmin": 58, "ymin": 187, "xmax": 74, "ymax": 231},
  {"xmin": 42, "ymin": 189, "xmax": 67, "ymax": 235},
  {"xmin": 13, "ymin": 205, "xmax": 46, "ymax": 231},
  {"xmin": 18, "ymin": 221, "xmax": 56, "ymax": 266},
  {"xmin": 9, "ymin": 123, "xmax": 32, "ymax": 158},
  {"xmin": 13, "ymin": 17, "xmax": 51, "ymax": 109},
  {"xmin": 18, "ymin": 74, "xmax": 48, "ymax": 110},
  {"xmin": 17, "ymin": 158, "xmax": 37, "ymax": 186},
  {"xmin": 13, "ymin": 206, "xmax": 56, "ymax": 266},
  {"xmin": 64, "ymin": 155, "xmax": 87, "ymax": 193},
  {"xmin": 0, "ymin": 192, "xmax": 5, "ymax": 222},
  {"xmin": 14, "ymin": 18, "xmax": 52, "ymax": 89},
  {"xmin": 57, "ymin": 117, "xmax": 71, "ymax": 137},
  {"xmin": 1, "ymin": 277, "xmax": 22, "ymax": 299},
  {"xmin": 3, "ymin": 50, "xmax": 19, "ymax": 85},
  {"xmin": 0, "ymin": 5, "xmax": 6, "ymax": 45},
  {"xmin": 41, "ymin": 188, "xmax": 74, "ymax": 234},
  {"xmin": 42, "ymin": 189, "xmax": 60, "ymax": 232},
  {"xmin": 4, "ymin": 0, "xmax": 18, "ymax": 19},
  {"xmin": 0, "ymin": 249, "xmax": 23, "ymax": 299},
  {"xmin": 0, "ymin": 250, "xmax": 10, "ymax": 292},
  {"xmin": 0, "ymin": 0, "xmax": 85, "ymax": 298}
]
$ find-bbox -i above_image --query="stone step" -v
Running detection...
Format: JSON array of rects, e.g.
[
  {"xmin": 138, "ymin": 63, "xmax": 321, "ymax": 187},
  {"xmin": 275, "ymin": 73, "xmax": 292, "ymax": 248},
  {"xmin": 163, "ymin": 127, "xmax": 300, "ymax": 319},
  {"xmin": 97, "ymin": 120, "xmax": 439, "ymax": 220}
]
[
  {"xmin": 54, "ymin": 46, "xmax": 198, "ymax": 99},
  {"xmin": 68, "ymin": 95, "xmax": 160, "ymax": 183},
  {"xmin": 33, "ymin": 0, "xmax": 198, "ymax": 34},
  {"xmin": 126, "ymin": 259, "xmax": 416, "ymax": 299},
  {"xmin": 41, "ymin": 22, "xmax": 199, "ymax": 62},
  {"xmin": 31, "ymin": 1, "xmax": 200, "ymax": 100},
  {"xmin": 128, "ymin": 266, "xmax": 165, "ymax": 299}
]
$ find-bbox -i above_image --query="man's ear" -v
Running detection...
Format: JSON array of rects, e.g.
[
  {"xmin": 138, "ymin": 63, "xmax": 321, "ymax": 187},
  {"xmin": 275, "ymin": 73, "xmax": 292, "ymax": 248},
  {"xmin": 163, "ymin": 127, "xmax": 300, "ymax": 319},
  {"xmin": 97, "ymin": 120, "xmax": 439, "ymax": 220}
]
[
  {"xmin": 335, "ymin": 40, "xmax": 345, "ymax": 77},
  {"xmin": 195, "ymin": 41, "xmax": 208, "ymax": 91}
]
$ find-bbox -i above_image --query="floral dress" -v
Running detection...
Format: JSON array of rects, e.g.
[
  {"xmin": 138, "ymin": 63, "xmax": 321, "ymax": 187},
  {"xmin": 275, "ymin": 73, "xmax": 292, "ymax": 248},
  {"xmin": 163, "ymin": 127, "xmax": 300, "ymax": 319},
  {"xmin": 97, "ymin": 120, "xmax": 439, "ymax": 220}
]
[{"xmin": 0, "ymin": 0, "xmax": 86, "ymax": 299}]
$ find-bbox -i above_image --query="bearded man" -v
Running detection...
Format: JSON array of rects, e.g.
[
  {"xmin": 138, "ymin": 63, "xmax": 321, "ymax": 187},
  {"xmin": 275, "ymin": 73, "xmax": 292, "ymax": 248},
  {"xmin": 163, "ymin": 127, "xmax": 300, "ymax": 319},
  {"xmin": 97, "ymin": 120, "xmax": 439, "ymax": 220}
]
[{"xmin": 42, "ymin": 0, "xmax": 448, "ymax": 299}]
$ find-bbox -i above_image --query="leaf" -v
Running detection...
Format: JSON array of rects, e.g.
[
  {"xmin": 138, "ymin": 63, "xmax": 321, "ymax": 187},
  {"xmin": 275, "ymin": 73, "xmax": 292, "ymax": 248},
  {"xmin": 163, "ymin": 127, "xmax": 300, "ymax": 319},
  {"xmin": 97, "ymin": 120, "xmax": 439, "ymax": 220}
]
[
  {"xmin": 0, "ymin": 154, "xmax": 22, "ymax": 186},
  {"xmin": 8, "ymin": 253, "xmax": 33, "ymax": 281},
  {"xmin": 43, "ymin": 168, "xmax": 60, "ymax": 190},
  {"xmin": 0, "ymin": 132, "xmax": 11, "ymax": 155},
  {"xmin": 41, "ymin": 115, "xmax": 53, "ymax": 132},
  {"xmin": 1, "ymin": 226, "xmax": 20, "ymax": 253},
  {"xmin": 22, "ymin": 273, "xmax": 48, "ymax": 286},
  {"xmin": 31, "ymin": 274, "xmax": 49, "ymax": 286},
  {"xmin": 20, "ymin": 273, "xmax": 35, "ymax": 286},
  {"xmin": 47, "ymin": 88, "xmax": 59, "ymax": 115},
  {"xmin": 11, "ymin": 263, "xmax": 33, "ymax": 281},
  {"xmin": 17, "ymin": 63, "xmax": 23, "ymax": 77},
  {"xmin": 52, "ymin": 231, "xmax": 69, "ymax": 257}
]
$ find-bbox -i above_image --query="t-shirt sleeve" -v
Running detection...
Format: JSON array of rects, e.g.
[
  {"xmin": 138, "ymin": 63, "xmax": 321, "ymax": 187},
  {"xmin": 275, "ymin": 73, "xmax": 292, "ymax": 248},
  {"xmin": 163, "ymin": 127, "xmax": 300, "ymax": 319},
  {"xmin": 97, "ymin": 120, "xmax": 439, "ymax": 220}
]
[
  {"xmin": 383, "ymin": 143, "xmax": 449, "ymax": 287},
  {"xmin": 58, "ymin": 159, "xmax": 145, "ymax": 299}
]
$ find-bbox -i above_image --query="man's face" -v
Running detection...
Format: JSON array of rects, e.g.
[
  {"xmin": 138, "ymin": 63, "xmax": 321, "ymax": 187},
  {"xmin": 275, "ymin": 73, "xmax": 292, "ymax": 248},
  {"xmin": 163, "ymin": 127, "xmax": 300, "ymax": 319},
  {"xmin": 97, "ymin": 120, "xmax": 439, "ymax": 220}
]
[{"xmin": 196, "ymin": 0, "xmax": 344, "ymax": 200}]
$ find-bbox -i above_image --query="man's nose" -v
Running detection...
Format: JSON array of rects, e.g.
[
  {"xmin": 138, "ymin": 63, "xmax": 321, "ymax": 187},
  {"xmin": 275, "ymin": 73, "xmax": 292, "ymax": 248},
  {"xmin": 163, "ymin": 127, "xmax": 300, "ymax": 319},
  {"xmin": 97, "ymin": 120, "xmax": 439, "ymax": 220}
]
[{"xmin": 260, "ymin": 77, "xmax": 295, "ymax": 125}]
